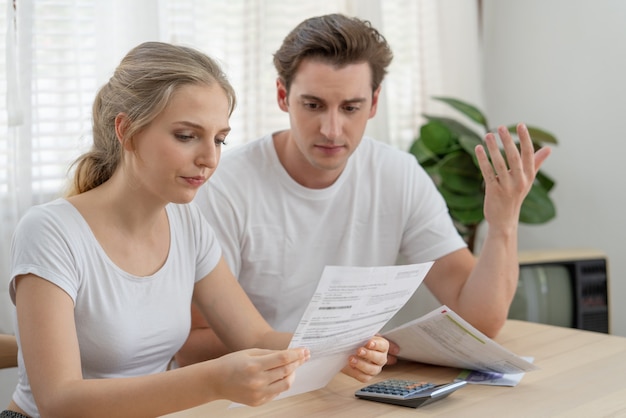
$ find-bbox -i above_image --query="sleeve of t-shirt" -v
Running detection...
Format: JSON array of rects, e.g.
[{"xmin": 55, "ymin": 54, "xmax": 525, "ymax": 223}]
[
  {"xmin": 9, "ymin": 204, "xmax": 80, "ymax": 305},
  {"xmin": 400, "ymin": 156, "xmax": 467, "ymax": 263}
]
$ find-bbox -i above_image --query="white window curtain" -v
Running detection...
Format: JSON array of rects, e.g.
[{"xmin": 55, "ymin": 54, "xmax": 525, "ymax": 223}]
[{"xmin": 0, "ymin": 0, "xmax": 482, "ymax": 334}]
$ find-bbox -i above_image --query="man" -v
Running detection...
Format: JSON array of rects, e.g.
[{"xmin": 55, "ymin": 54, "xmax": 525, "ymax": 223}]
[{"xmin": 178, "ymin": 13, "xmax": 550, "ymax": 367}]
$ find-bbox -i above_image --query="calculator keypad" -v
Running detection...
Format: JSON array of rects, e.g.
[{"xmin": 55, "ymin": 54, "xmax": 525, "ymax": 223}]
[{"xmin": 357, "ymin": 379, "xmax": 435, "ymax": 399}]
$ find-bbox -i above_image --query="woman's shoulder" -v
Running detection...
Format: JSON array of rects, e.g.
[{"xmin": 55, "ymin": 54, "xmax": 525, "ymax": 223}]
[
  {"xmin": 16, "ymin": 198, "xmax": 78, "ymax": 231},
  {"xmin": 13, "ymin": 199, "xmax": 93, "ymax": 258}
]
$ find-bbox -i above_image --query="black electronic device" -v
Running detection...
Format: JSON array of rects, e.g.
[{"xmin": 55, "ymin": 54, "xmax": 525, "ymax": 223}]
[
  {"xmin": 354, "ymin": 379, "xmax": 466, "ymax": 408},
  {"xmin": 510, "ymin": 249, "xmax": 609, "ymax": 333}
]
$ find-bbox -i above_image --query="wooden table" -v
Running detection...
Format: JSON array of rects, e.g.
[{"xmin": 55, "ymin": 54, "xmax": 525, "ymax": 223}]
[{"xmin": 163, "ymin": 320, "xmax": 626, "ymax": 417}]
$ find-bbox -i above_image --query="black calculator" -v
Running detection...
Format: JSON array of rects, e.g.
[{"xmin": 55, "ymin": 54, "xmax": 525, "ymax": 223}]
[{"xmin": 354, "ymin": 378, "xmax": 467, "ymax": 408}]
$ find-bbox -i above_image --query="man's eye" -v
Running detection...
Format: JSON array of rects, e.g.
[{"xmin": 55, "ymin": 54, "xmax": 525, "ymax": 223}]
[
  {"xmin": 304, "ymin": 102, "xmax": 320, "ymax": 110},
  {"xmin": 344, "ymin": 105, "xmax": 360, "ymax": 113}
]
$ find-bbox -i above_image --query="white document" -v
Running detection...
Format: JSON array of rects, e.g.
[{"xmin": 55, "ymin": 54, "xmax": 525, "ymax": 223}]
[
  {"xmin": 278, "ymin": 262, "xmax": 434, "ymax": 399},
  {"xmin": 383, "ymin": 305, "xmax": 538, "ymax": 374}
]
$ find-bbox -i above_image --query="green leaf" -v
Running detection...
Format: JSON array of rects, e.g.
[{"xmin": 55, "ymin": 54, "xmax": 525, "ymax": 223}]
[
  {"xmin": 432, "ymin": 96, "xmax": 489, "ymax": 129},
  {"xmin": 419, "ymin": 121, "xmax": 456, "ymax": 155},
  {"xmin": 423, "ymin": 163, "xmax": 438, "ymax": 174},
  {"xmin": 449, "ymin": 206, "xmax": 485, "ymax": 225},
  {"xmin": 506, "ymin": 124, "xmax": 558, "ymax": 145},
  {"xmin": 535, "ymin": 170, "xmax": 555, "ymax": 192},
  {"xmin": 438, "ymin": 152, "xmax": 483, "ymax": 194},
  {"xmin": 519, "ymin": 184, "xmax": 557, "ymax": 224},
  {"xmin": 458, "ymin": 134, "xmax": 483, "ymax": 160},
  {"xmin": 409, "ymin": 138, "xmax": 438, "ymax": 165},
  {"xmin": 423, "ymin": 115, "xmax": 483, "ymax": 144},
  {"xmin": 438, "ymin": 185, "xmax": 484, "ymax": 210}
]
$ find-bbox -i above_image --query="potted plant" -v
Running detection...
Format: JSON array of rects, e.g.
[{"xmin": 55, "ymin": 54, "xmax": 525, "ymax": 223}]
[{"xmin": 409, "ymin": 96, "xmax": 558, "ymax": 253}]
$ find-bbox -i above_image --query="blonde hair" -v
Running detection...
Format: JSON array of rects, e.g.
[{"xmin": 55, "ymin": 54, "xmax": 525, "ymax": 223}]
[{"xmin": 66, "ymin": 42, "xmax": 236, "ymax": 196}]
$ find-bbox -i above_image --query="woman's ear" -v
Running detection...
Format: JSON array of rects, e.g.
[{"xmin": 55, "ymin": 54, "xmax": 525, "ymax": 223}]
[{"xmin": 114, "ymin": 113, "xmax": 133, "ymax": 151}]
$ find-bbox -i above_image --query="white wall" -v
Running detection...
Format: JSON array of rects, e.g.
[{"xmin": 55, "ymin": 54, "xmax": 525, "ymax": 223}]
[{"xmin": 482, "ymin": 0, "xmax": 626, "ymax": 336}]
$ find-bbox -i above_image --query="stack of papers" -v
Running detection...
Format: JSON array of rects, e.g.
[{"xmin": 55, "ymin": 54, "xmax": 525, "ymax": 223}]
[
  {"xmin": 383, "ymin": 306, "xmax": 538, "ymax": 374},
  {"xmin": 273, "ymin": 263, "xmax": 536, "ymax": 401}
]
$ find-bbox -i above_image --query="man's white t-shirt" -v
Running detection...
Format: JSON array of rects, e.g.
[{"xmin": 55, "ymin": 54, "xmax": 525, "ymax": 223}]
[
  {"xmin": 195, "ymin": 134, "xmax": 465, "ymax": 332},
  {"xmin": 9, "ymin": 199, "xmax": 221, "ymax": 417}
]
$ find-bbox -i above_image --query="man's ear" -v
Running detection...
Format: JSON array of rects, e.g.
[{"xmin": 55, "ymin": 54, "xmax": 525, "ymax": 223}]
[
  {"xmin": 114, "ymin": 113, "xmax": 133, "ymax": 151},
  {"xmin": 369, "ymin": 86, "xmax": 382, "ymax": 119},
  {"xmin": 276, "ymin": 78, "xmax": 289, "ymax": 112}
]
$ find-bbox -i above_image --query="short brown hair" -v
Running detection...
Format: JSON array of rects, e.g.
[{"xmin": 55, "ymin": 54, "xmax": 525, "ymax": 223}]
[{"xmin": 273, "ymin": 14, "xmax": 393, "ymax": 93}]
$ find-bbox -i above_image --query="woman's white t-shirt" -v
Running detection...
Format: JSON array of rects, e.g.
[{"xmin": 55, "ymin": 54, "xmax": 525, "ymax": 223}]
[{"xmin": 9, "ymin": 199, "xmax": 221, "ymax": 417}]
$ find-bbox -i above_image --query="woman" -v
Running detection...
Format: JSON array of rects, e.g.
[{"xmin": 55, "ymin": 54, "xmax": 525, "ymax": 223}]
[{"xmin": 2, "ymin": 42, "xmax": 388, "ymax": 418}]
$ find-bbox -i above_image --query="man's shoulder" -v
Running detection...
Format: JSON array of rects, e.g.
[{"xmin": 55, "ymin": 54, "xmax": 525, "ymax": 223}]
[
  {"xmin": 210, "ymin": 133, "xmax": 276, "ymax": 191},
  {"xmin": 221, "ymin": 134, "xmax": 273, "ymax": 164},
  {"xmin": 357, "ymin": 137, "xmax": 416, "ymax": 166},
  {"xmin": 212, "ymin": 135, "xmax": 272, "ymax": 180}
]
